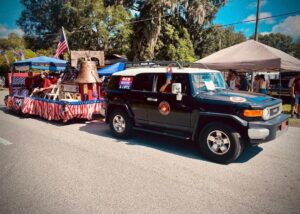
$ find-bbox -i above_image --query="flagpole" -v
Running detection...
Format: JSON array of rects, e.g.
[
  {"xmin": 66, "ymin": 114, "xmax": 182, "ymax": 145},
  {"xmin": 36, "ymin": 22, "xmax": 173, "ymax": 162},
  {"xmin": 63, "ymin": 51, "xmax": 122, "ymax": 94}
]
[{"xmin": 61, "ymin": 26, "xmax": 70, "ymax": 55}]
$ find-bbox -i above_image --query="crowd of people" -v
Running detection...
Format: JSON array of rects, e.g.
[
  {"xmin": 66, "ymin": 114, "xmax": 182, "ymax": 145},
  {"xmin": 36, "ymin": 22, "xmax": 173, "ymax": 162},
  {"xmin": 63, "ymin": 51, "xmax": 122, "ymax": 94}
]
[{"xmin": 226, "ymin": 70, "xmax": 269, "ymax": 94}]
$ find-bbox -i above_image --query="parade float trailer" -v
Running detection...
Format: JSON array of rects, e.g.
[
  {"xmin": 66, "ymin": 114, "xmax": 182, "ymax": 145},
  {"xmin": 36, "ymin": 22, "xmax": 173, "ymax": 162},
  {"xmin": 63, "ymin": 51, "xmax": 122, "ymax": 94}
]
[{"xmin": 4, "ymin": 55, "xmax": 106, "ymax": 122}]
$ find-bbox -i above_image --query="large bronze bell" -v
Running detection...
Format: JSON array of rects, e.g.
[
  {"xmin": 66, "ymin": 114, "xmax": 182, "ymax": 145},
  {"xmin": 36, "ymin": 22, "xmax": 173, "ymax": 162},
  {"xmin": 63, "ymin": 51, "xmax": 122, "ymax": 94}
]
[{"xmin": 76, "ymin": 60, "xmax": 102, "ymax": 83}]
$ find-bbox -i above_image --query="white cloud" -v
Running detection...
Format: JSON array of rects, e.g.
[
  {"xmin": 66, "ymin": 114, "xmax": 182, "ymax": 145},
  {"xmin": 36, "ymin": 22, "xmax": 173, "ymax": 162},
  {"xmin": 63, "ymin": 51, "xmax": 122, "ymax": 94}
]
[
  {"xmin": 272, "ymin": 15, "xmax": 300, "ymax": 40},
  {"xmin": 248, "ymin": 0, "xmax": 268, "ymax": 9},
  {"xmin": 260, "ymin": 32, "xmax": 271, "ymax": 35},
  {"xmin": 0, "ymin": 25, "xmax": 24, "ymax": 38},
  {"xmin": 244, "ymin": 12, "xmax": 275, "ymax": 24},
  {"xmin": 240, "ymin": 28, "xmax": 251, "ymax": 33}
]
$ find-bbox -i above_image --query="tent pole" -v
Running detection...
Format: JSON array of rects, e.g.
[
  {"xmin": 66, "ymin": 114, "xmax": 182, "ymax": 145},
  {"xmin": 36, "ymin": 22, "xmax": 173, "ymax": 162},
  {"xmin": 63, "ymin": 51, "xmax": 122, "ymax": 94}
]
[{"xmin": 279, "ymin": 69, "xmax": 281, "ymax": 98}]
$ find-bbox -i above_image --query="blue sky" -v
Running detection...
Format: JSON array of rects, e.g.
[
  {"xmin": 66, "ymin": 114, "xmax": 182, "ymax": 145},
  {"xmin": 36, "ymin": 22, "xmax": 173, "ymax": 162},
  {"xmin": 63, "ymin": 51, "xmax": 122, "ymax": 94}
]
[
  {"xmin": 214, "ymin": 0, "xmax": 300, "ymax": 40},
  {"xmin": 1, "ymin": 0, "xmax": 300, "ymax": 40}
]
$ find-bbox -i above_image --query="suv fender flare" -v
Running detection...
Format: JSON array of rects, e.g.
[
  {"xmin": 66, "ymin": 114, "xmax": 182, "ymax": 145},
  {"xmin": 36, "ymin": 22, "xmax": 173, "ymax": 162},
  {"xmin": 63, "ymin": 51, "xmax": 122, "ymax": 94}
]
[
  {"xmin": 192, "ymin": 112, "xmax": 248, "ymax": 141},
  {"xmin": 106, "ymin": 103, "xmax": 134, "ymax": 123}
]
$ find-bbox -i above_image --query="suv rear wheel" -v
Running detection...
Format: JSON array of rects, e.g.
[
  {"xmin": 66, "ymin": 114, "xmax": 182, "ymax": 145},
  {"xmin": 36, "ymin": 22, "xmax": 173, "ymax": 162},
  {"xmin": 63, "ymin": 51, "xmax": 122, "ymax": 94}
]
[
  {"xmin": 109, "ymin": 110, "xmax": 133, "ymax": 138},
  {"xmin": 199, "ymin": 122, "xmax": 243, "ymax": 164}
]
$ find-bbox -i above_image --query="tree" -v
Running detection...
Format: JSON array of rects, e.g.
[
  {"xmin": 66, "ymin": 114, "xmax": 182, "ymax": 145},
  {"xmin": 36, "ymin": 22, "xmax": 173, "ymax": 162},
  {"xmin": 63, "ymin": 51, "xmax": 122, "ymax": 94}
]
[
  {"xmin": 108, "ymin": 0, "xmax": 226, "ymax": 60},
  {"xmin": 18, "ymin": 0, "xmax": 133, "ymax": 55},
  {"xmin": 195, "ymin": 25, "xmax": 246, "ymax": 58},
  {"xmin": 18, "ymin": 0, "xmax": 229, "ymax": 61},
  {"xmin": 18, "ymin": 0, "xmax": 64, "ymax": 50},
  {"xmin": 254, "ymin": 33, "xmax": 294, "ymax": 54},
  {"xmin": 294, "ymin": 39, "xmax": 300, "ymax": 59},
  {"xmin": 0, "ymin": 33, "xmax": 36, "ymax": 74},
  {"xmin": 154, "ymin": 22, "xmax": 196, "ymax": 62},
  {"xmin": 0, "ymin": 33, "xmax": 25, "ymax": 49}
]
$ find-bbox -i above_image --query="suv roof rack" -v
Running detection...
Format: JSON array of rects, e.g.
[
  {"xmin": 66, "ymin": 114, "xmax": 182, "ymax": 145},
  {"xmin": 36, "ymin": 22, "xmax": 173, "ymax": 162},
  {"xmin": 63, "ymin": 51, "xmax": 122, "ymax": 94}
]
[{"xmin": 125, "ymin": 61, "xmax": 191, "ymax": 69}]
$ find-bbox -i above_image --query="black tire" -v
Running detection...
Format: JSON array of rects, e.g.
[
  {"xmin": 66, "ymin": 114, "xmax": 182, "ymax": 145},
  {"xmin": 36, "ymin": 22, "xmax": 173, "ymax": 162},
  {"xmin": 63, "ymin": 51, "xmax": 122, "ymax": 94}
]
[
  {"xmin": 109, "ymin": 109, "xmax": 133, "ymax": 138},
  {"xmin": 198, "ymin": 122, "xmax": 243, "ymax": 164}
]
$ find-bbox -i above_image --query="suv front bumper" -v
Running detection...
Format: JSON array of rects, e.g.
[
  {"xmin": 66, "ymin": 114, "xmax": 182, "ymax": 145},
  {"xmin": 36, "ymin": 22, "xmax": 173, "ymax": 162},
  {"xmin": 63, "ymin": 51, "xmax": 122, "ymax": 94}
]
[{"xmin": 247, "ymin": 113, "xmax": 289, "ymax": 145}]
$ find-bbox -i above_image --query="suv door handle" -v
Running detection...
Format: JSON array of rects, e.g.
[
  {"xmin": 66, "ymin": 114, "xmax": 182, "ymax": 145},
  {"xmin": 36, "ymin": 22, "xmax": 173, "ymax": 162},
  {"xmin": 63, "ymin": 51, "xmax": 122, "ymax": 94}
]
[{"xmin": 147, "ymin": 97, "xmax": 158, "ymax": 102}]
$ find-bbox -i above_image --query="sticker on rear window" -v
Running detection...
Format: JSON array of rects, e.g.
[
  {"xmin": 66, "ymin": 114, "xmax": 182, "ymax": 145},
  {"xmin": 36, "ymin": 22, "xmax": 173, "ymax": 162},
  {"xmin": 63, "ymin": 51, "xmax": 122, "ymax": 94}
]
[{"xmin": 119, "ymin": 77, "xmax": 133, "ymax": 89}]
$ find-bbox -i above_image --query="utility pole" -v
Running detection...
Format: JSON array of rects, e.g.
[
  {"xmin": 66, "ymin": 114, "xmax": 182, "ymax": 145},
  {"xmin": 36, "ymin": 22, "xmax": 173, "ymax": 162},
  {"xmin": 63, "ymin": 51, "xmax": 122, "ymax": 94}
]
[
  {"xmin": 251, "ymin": 0, "xmax": 261, "ymax": 92},
  {"xmin": 254, "ymin": 0, "xmax": 261, "ymax": 41}
]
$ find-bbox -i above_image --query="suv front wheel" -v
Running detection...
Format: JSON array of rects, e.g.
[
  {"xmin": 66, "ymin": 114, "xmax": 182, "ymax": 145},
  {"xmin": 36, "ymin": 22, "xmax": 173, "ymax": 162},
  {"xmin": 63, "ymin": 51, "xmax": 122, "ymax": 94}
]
[
  {"xmin": 199, "ymin": 122, "xmax": 243, "ymax": 164},
  {"xmin": 109, "ymin": 109, "xmax": 133, "ymax": 138}
]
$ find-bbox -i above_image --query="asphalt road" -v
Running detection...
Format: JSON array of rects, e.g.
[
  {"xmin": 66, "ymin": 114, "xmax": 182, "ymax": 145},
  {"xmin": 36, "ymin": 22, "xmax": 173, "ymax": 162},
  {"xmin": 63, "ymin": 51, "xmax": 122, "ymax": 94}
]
[{"xmin": 0, "ymin": 90, "xmax": 300, "ymax": 214}]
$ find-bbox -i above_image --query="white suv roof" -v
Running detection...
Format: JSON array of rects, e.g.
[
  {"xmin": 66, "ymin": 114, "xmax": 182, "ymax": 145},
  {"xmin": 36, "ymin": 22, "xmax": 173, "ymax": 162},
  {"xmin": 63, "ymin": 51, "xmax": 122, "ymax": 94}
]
[{"xmin": 113, "ymin": 67, "xmax": 220, "ymax": 76}]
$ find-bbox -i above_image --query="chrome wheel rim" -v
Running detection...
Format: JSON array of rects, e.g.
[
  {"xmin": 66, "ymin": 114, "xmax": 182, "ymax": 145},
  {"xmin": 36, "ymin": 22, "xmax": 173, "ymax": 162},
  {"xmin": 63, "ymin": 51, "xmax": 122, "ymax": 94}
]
[
  {"xmin": 207, "ymin": 130, "xmax": 231, "ymax": 155},
  {"xmin": 113, "ymin": 114, "xmax": 126, "ymax": 133}
]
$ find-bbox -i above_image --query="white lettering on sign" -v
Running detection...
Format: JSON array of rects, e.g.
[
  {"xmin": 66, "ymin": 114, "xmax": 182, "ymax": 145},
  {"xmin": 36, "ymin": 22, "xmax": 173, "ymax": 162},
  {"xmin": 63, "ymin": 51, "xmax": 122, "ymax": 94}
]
[
  {"xmin": 119, "ymin": 76, "xmax": 133, "ymax": 90},
  {"xmin": 62, "ymin": 84, "xmax": 79, "ymax": 93}
]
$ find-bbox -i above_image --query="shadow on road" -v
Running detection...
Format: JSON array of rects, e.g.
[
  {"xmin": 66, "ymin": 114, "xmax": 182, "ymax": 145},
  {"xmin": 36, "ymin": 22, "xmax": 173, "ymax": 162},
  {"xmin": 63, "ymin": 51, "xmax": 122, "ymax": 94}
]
[
  {"xmin": 235, "ymin": 146, "xmax": 263, "ymax": 163},
  {"xmin": 1, "ymin": 104, "xmax": 262, "ymax": 164},
  {"xmin": 80, "ymin": 120, "xmax": 203, "ymax": 161},
  {"xmin": 79, "ymin": 120, "xmax": 263, "ymax": 164}
]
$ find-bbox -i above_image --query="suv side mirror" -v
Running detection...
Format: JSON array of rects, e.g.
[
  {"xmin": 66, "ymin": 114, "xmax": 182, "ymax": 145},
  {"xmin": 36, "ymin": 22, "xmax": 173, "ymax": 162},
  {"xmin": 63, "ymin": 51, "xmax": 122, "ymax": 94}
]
[{"xmin": 172, "ymin": 83, "xmax": 182, "ymax": 101}]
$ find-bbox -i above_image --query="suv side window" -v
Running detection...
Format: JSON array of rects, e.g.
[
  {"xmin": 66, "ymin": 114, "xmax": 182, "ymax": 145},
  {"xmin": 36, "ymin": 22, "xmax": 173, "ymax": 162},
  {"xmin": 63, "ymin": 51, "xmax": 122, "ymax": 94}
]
[
  {"xmin": 107, "ymin": 76, "xmax": 120, "ymax": 90},
  {"xmin": 132, "ymin": 74, "xmax": 154, "ymax": 91},
  {"xmin": 156, "ymin": 73, "xmax": 189, "ymax": 94}
]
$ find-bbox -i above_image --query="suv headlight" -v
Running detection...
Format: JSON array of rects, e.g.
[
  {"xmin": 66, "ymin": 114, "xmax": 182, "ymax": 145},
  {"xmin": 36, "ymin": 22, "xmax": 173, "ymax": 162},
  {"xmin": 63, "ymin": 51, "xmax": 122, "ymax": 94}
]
[{"xmin": 262, "ymin": 108, "xmax": 270, "ymax": 120}]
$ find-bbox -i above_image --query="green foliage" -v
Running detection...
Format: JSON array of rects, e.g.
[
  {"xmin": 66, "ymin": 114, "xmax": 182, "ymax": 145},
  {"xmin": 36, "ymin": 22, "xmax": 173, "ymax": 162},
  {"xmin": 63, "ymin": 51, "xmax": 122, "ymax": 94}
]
[
  {"xmin": 14, "ymin": 0, "xmax": 298, "ymax": 63},
  {"xmin": 0, "ymin": 33, "xmax": 25, "ymax": 49},
  {"xmin": 0, "ymin": 33, "xmax": 38, "ymax": 73},
  {"xmin": 0, "ymin": 49, "xmax": 37, "ymax": 74},
  {"xmin": 294, "ymin": 40, "xmax": 300, "ymax": 59},
  {"xmin": 155, "ymin": 23, "xmax": 196, "ymax": 62},
  {"xmin": 18, "ymin": 0, "xmax": 64, "ymax": 50},
  {"xmin": 100, "ymin": 5, "xmax": 133, "ymax": 55},
  {"xmin": 36, "ymin": 49, "xmax": 54, "ymax": 57},
  {"xmin": 195, "ymin": 25, "xmax": 246, "ymax": 58},
  {"xmin": 18, "ymin": 0, "xmax": 133, "ymax": 56},
  {"xmin": 255, "ymin": 33, "xmax": 294, "ymax": 54},
  {"xmin": 129, "ymin": 0, "xmax": 226, "ymax": 60}
]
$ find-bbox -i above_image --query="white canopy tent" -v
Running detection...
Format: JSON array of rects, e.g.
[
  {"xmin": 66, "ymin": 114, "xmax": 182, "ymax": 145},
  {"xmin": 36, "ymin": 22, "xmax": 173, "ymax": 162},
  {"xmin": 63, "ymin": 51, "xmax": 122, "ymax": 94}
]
[{"xmin": 192, "ymin": 40, "xmax": 300, "ymax": 72}]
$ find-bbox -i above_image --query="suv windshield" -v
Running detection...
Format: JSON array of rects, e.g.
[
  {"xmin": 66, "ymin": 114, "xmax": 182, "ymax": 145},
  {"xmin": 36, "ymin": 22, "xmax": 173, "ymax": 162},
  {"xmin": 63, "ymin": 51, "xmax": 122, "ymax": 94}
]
[{"xmin": 191, "ymin": 72, "xmax": 226, "ymax": 94}]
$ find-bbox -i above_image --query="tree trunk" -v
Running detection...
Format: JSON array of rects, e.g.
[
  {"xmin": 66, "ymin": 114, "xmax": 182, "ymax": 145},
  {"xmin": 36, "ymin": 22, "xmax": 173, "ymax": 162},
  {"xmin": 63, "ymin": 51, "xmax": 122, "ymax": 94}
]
[{"xmin": 132, "ymin": 2, "xmax": 163, "ymax": 61}]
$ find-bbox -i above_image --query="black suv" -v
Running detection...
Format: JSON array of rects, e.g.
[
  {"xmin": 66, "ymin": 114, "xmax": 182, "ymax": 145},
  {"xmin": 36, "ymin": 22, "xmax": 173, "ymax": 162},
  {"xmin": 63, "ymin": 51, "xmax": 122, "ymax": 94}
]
[{"xmin": 105, "ymin": 67, "xmax": 288, "ymax": 163}]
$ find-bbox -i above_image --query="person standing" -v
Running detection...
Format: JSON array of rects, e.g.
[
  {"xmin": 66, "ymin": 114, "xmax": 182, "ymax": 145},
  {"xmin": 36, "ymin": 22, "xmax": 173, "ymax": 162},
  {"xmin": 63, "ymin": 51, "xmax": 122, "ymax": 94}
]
[
  {"xmin": 228, "ymin": 70, "xmax": 240, "ymax": 91},
  {"xmin": 289, "ymin": 76, "xmax": 296, "ymax": 117},
  {"xmin": 259, "ymin": 75, "xmax": 268, "ymax": 94},
  {"xmin": 291, "ymin": 75, "xmax": 300, "ymax": 118},
  {"xmin": 239, "ymin": 73, "xmax": 249, "ymax": 91},
  {"xmin": 253, "ymin": 75, "xmax": 260, "ymax": 93}
]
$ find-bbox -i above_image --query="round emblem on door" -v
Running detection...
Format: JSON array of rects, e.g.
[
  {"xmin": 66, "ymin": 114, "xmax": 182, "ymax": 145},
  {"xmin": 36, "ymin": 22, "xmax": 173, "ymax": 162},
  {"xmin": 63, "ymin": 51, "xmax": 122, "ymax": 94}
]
[{"xmin": 159, "ymin": 101, "xmax": 171, "ymax": 116}]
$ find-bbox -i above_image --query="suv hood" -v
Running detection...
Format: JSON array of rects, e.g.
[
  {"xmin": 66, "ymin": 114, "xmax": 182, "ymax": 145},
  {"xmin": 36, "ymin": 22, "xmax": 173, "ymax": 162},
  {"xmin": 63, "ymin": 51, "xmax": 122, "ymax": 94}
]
[{"xmin": 195, "ymin": 90, "xmax": 281, "ymax": 108}]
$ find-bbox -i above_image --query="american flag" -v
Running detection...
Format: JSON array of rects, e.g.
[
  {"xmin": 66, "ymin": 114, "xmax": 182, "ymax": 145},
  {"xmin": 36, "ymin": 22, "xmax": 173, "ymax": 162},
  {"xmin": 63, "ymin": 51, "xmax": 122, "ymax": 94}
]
[{"xmin": 54, "ymin": 31, "xmax": 68, "ymax": 58}]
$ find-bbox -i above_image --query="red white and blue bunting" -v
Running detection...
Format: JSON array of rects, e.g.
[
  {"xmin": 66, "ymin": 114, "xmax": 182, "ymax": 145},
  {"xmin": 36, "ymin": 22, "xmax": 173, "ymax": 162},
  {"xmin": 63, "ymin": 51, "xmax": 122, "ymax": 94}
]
[{"xmin": 5, "ymin": 96, "xmax": 105, "ymax": 122}]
